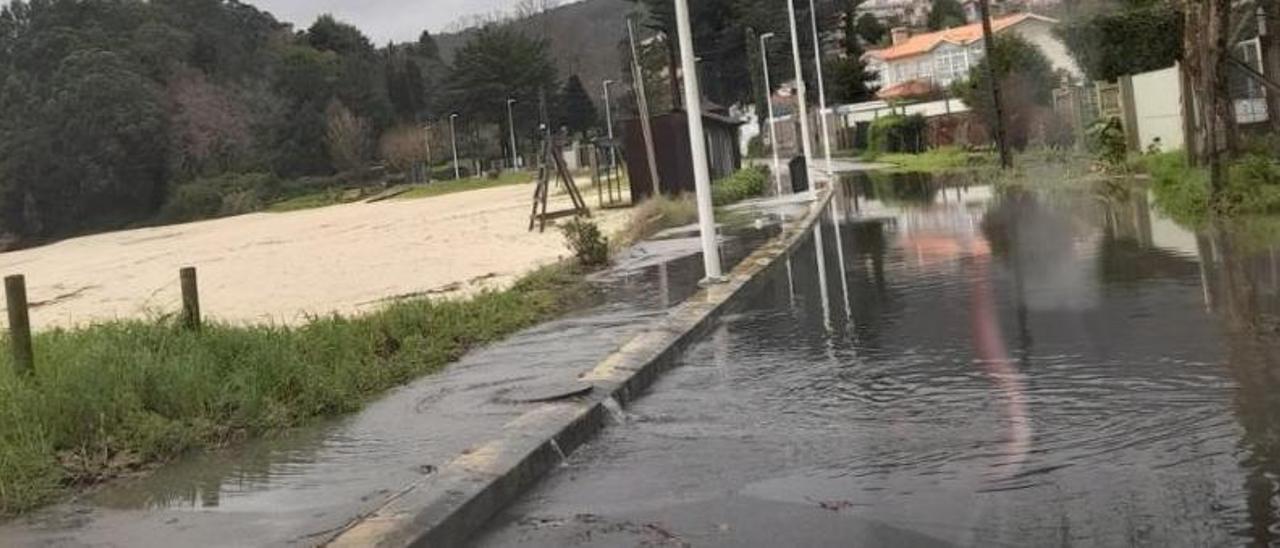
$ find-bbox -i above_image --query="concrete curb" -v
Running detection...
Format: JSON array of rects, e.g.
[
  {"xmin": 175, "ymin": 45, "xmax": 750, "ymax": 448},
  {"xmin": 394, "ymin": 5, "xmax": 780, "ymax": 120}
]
[{"xmin": 326, "ymin": 190, "xmax": 834, "ymax": 548}]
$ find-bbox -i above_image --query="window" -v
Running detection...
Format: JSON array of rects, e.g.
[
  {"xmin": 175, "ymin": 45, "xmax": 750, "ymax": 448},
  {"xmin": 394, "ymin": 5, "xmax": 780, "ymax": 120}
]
[{"xmin": 933, "ymin": 48, "xmax": 968, "ymax": 85}]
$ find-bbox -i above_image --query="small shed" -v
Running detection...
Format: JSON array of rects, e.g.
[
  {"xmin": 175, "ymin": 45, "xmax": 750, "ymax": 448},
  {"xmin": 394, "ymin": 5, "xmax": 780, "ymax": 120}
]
[{"xmin": 621, "ymin": 105, "xmax": 744, "ymax": 202}]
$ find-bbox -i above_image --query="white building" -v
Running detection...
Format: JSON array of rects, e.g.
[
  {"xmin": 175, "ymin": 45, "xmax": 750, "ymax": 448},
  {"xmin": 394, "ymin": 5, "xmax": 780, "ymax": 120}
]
[{"xmin": 863, "ymin": 13, "xmax": 1079, "ymax": 101}]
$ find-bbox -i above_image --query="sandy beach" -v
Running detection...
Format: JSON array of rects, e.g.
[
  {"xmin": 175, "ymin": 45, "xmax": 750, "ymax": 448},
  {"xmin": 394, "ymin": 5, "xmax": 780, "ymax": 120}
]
[{"xmin": 0, "ymin": 184, "xmax": 628, "ymax": 330}]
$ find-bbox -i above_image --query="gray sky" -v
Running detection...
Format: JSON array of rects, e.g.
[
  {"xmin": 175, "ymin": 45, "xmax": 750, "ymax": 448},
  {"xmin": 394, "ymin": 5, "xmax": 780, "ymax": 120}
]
[{"xmin": 251, "ymin": 0, "xmax": 525, "ymax": 44}]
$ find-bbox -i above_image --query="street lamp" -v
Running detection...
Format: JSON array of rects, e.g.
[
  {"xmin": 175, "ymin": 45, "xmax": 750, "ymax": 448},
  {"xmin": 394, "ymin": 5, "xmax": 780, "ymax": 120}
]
[
  {"xmin": 809, "ymin": 0, "xmax": 835, "ymax": 179},
  {"xmin": 674, "ymin": 0, "xmax": 724, "ymax": 282},
  {"xmin": 759, "ymin": 32, "xmax": 783, "ymax": 195},
  {"xmin": 786, "ymin": 0, "xmax": 817, "ymax": 194},
  {"xmin": 506, "ymin": 98, "xmax": 518, "ymax": 171},
  {"xmin": 449, "ymin": 113, "xmax": 460, "ymax": 180},
  {"xmin": 602, "ymin": 80, "xmax": 618, "ymax": 173}
]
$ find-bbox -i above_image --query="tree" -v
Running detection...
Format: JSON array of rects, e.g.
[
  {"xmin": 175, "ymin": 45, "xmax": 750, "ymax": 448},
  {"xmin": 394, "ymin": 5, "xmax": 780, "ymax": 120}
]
[
  {"xmin": 1054, "ymin": 3, "xmax": 1183, "ymax": 82},
  {"xmin": 1181, "ymin": 0, "xmax": 1237, "ymax": 193},
  {"xmin": 558, "ymin": 75, "xmax": 599, "ymax": 137},
  {"xmin": 418, "ymin": 30, "xmax": 440, "ymax": 59},
  {"xmin": 856, "ymin": 12, "xmax": 888, "ymax": 46},
  {"xmin": 325, "ymin": 99, "xmax": 369, "ymax": 171},
  {"xmin": 928, "ymin": 0, "xmax": 967, "ymax": 30},
  {"xmin": 444, "ymin": 25, "xmax": 557, "ymax": 130},
  {"xmin": 626, "ymin": 0, "xmax": 790, "ymax": 109},
  {"xmin": 1, "ymin": 49, "xmax": 169, "ymax": 236},
  {"xmin": 831, "ymin": 0, "xmax": 878, "ymax": 103},
  {"xmin": 953, "ymin": 34, "xmax": 1056, "ymax": 150},
  {"xmin": 386, "ymin": 45, "xmax": 426, "ymax": 121},
  {"xmin": 307, "ymin": 15, "xmax": 375, "ymax": 57}
]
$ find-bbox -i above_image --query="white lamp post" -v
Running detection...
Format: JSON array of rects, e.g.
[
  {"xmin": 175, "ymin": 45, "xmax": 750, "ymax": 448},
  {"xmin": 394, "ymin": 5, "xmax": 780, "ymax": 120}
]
[
  {"xmin": 759, "ymin": 32, "xmax": 783, "ymax": 195},
  {"xmin": 506, "ymin": 98, "xmax": 518, "ymax": 171},
  {"xmin": 602, "ymin": 80, "xmax": 618, "ymax": 173},
  {"xmin": 809, "ymin": 0, "xmax": 835, "ymax": 181},
  {"xmin": 673, "ymin": 0, "xmax": 723, "ymax": 281},
  {"xmin": 449, "ymin": 113, "xmax": 460, "ymax": 180},
  {"xmin": 786, "ymin": 0, "xmax": 817, "ymax": 194}
]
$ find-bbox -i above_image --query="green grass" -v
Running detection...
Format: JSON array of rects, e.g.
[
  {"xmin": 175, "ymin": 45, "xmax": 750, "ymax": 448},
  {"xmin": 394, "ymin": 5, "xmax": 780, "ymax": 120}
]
[
  {"xmin": 1138, "ymin": 151, "xmax": 1280, "ymax": 226},
  {"xmin": 862, "ymin": 146, "xmax": 995, "ymax": 173},
  {"xmin": 265, "ymin": 190, "xmax": 356, "ymax": 213},
  {"xmin": 396, "ymin": 171, "xmax": 534, "ymax": 201},
  {"xmin": 0, "ymin": 264, "xmax": 588, "ymax": 515}
]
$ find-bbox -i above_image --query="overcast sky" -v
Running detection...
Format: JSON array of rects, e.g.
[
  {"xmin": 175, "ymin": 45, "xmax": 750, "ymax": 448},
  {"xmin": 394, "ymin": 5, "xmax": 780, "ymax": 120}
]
[{"xmin": 251, "ymin": 0, "xmax": 535, "ymax": 44}]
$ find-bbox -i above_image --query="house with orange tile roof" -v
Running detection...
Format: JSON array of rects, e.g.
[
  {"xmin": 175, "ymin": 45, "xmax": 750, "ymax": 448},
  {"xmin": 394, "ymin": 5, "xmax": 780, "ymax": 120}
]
[{"xmin": 863, "ymin": 13, "xmax": 1080, "ymax": 101}]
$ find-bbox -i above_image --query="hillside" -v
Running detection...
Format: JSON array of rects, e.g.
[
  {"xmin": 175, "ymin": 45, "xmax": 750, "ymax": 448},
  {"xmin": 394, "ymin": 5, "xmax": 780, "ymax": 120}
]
[{"xmin": 435, "ymin": 0, "xmax": 638, "ymax": 104}]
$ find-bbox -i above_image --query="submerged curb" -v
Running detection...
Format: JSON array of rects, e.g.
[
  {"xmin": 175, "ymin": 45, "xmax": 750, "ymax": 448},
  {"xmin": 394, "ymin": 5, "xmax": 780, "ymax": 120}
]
[{"xmin": 326, "ymin": 189, "xmax": 834, "ymax": 548}]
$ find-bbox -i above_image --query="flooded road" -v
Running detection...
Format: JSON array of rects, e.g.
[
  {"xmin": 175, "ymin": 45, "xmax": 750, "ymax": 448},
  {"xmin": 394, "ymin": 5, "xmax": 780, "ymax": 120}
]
[{"xmin": 476, "ymin": 173, "xmax": 1280, "ymax": 547}]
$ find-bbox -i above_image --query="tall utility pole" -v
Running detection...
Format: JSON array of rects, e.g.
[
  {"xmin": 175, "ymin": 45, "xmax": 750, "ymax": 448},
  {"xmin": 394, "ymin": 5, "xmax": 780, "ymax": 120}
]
[
  {"xmin": 978, "ymin": 0, "xmax": 1012, "ymax": 169},
  {"xmin": 628, "ymin": 18, "xmax": 663, "ymax": 196},
  {"xmin": 759, "ymin": 32, "xmax": 784, "ymax": 195},
  {"xmin": 602, "ymin": 80, "xmax": 618, "ymax": 173},
  {"xmin": 787, "ymin": 0, "xmax": 818, "ymax": 191},
  {"xmin": 808, "ymin": 0, "xmax": 835, "ymax": 181},
  {"xmin": 449, "ymin": 113, "xmax": 461, "ymax": 180},
  {"xmin": 673, "ymin": 0, "xmax": 723, "ymax": 281},
  {"xmin": 506, "ymin": 98, "xmax": 519, "ymax": 171}
]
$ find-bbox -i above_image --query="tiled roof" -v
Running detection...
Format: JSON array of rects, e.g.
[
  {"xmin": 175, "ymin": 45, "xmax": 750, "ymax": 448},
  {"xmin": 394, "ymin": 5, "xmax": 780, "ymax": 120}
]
[
  {"xmin": 876, "ymin": 79, "xmax": 941, "ymax": 100},
  {"xmin": 866, "ymin": 13, "xmax": 1054, "ymax": 62}
]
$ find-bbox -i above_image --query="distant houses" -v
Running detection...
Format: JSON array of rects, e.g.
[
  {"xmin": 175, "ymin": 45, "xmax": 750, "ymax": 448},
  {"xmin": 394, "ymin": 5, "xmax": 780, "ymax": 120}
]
[{"xmin": 862, "ymin": 13, "xmax": 1079, "ymax": 101}]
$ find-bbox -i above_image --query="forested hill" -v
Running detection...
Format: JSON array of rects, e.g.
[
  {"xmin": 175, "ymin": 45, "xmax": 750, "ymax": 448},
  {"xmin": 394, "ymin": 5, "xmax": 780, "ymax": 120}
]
[{"xmin": 435, "ymin": 0, "xmax": 633, "ymax": 106}]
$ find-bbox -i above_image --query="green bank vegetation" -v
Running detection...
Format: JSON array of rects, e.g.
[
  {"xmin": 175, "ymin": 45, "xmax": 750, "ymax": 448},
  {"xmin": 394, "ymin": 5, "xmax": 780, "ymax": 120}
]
[
  {"xmin": 0, "ymin": 263, "xmax": 592, "ymax": 515},
  {"xmin": 864, "ymin": 146, "xmax": 995, "ymax": 174},
  {"xmin": 620, "ymin": 166, "xmax": 770, "ymax": 244},
  {"xmin": 1139, "ymin": 151, "xmax": 1280, "ymax": 226}
]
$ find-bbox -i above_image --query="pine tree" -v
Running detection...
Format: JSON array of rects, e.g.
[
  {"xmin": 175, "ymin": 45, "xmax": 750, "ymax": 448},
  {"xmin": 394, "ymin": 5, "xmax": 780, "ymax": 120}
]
[
  {"xmin": 558, "ymin": 74, "xmax": 599, "ymax": 138},
  {"xmin": 831, "ymin": 0, "xmax": 878, "ymax": 103}
]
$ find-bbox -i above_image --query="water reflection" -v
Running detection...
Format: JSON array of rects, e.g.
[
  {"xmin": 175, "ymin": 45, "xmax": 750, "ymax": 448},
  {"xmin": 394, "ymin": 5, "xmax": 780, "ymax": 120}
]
[
  {"xmin": 831, "ymin": 173, "xmax": 1280, "ymax": 544},
  {"xmin": 472, "ymin": 172, "xmax": 1280, "ymax": 547}
]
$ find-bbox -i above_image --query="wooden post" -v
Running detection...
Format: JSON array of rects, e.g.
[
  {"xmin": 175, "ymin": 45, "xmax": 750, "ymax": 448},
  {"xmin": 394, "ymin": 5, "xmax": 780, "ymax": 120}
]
[
  {"xmin": 5, "ymin": 275, "xmax": 34, "ymax": 376},
  {"xmin": 180, "ymin": 267, "xmax": 201, "ymax": 331}
]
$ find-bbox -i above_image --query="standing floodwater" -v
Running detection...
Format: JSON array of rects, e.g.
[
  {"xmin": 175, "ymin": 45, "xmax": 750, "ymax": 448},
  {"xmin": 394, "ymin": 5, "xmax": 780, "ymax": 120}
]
[{"xmin": 477, "ymin": 173, "xmax": 1280, "ymax": 547}]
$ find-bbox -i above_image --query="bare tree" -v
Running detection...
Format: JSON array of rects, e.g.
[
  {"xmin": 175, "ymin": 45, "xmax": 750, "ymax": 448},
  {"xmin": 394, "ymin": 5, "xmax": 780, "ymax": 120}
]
[{"xmin": 325, "ymin": 99, "xmax": 369, "ymax": 172}]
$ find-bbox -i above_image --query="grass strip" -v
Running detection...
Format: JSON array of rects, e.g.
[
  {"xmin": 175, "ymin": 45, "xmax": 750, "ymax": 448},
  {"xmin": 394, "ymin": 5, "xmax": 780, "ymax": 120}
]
[
  {"xmin": 862, "ymin": 146, "xmax": 994, "ymax": 173},
  {"xmin": 0, "ymin": 264, "xmax": 588, "ymax": 515}
]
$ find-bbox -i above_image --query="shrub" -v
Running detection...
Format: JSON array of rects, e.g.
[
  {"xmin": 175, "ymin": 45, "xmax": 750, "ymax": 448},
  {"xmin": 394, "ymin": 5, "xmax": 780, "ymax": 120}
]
[
  {"xmin": 560, "ymin": 218, "xmax": 609, "ymax": 267},
  {"xmin": 618, "ymin": 194, "xmax": 699, "ymax": 245},
  {"xmin": 712, "ymin": 166, "xmax": 769, "ymax": 206},
  {"xmin": 159, "ymin": 172, "xmax": 279, "ymax": 222},
  {"xmin": 1086, "ymin": 117, "xmax": 1128, "ymax": 168},
  {"xmin": 868, "ymin": 114, "xmax": 927, "ymax": 153}
]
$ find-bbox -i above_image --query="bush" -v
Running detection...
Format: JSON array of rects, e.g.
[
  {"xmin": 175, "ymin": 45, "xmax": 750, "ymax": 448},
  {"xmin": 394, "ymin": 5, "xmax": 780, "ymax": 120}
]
[
  {"xmin": 712, "ymin": 166, "xmax": 769, "ymax": 206},
  {"xmin": 868, "ymin": 114, "xmax": 927, "ymax": 153},
  {"xmin": 1086, "ymin": 117, "xmax": 1128, "ymax": 168},
  {"xmin": 159, "ymin": 172, "xmax": 279, "ymax": 222},
  {"xmin": 560, "ymin": 218, "xmax": 610, "ymax": 267}
]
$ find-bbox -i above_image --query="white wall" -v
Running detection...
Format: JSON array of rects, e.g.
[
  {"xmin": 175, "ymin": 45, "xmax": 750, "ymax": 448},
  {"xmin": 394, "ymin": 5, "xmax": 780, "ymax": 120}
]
[
  {"xmin": 839, "ymin": 98, "xmax": 970, "ymax": 125},
  {"xmin": 1129, "ymin": 65, "xmax": 1184, "ymax": 152}
]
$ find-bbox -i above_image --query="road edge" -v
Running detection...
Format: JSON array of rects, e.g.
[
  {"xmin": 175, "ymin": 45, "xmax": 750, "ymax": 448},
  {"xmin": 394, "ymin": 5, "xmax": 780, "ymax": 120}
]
[{"xmin": 326, "ymin": 189, "xmax": 834, "ymax": 548}]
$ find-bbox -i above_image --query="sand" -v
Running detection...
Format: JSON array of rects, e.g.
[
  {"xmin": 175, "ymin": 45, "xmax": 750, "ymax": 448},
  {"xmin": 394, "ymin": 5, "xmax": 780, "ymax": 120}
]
[{"xmin": 0, "ymin": 184, "xmax": 629, "ymax": 331}]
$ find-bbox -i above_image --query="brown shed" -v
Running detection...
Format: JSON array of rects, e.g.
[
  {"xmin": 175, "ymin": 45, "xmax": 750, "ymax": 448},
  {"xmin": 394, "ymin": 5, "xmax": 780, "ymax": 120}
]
[{"xmin": 621, "ymin": 107, "xmax": 744, "ymax": 202}]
